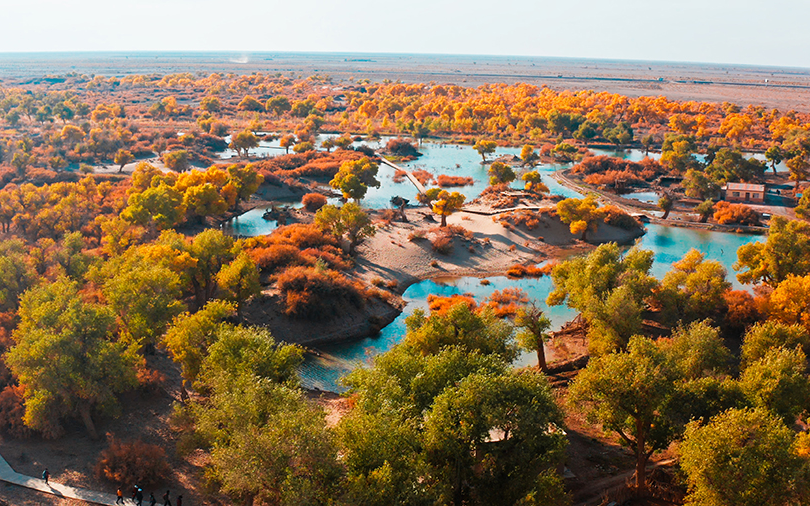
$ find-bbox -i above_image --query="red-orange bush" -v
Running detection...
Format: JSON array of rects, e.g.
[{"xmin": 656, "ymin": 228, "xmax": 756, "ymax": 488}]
[
  {"xmin": 713, "ymin": 201, "xmax": 760, "ymax": 226},
  {"xmin": 506, "ymin": 263, "xmax": 550, "ymax": 279},
  {"xmin": 301, "ymin": 193, "xmax": 328, "ymax": 212},
  {"xmin": 94, "ymin": 439, "xmax": 170, "ymax": 488},
  {"xmin": 251, "ymin": 244, "xmax": 310, "ymax": 272},
  {"xmin": 431, "ymin": 235, "xmax": 453, "ymax": 255},
  {"xmin": 437, "ymin": 175, "xmax": 475, "ymax": 187},
  {"xmin": 411, "ymin": 169, "xmax": 435, "ymax": 186},
  {"xmin": 270, "ymin": 223, "xmax": 337, "ymax": 249},
  {"xmin": 600, "ymin": 205, "xmax": 642, "ymax": 230},
  {"xmin": 428, "ymin": 294, "xmax": 477, "ymax": 315},
  {"xmin": 276, "ymin": 266, "xmax": 364, "ymax": 319},
  {"xmin": 0, "ymin": 385, "xmax": 30, "ymax": 438},
  {"xmin": 483, "ymin": 288, "xmax": 529, "ymax": 318}
]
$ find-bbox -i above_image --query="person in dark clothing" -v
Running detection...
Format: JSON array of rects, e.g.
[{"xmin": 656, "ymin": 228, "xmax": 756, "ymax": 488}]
[
  {"xmin": 136, "ymin": 487, "xmax": 144, "ymax": 506},
  {"xmin": 42, "ymin": 469, "xmax": 49, "ymax": 485},
  {"xmin": 149, "ymin": 492, "xmax": 157, "ymax": 506},
  {"xmin": 176, "ymin": 495, "xmax": 182, "ymax": 506},
  {"xmin": 162, "ymin": 490, "xmax": 171, "ymax": 506},
  {"xmin": 115, "ymin": 488, "xmax": 124, "ymax": 505}
]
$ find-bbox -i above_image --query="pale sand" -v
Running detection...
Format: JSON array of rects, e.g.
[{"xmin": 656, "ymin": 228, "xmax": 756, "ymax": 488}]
[{"xmin": 353, "ymin": 204, "xmax": 644, "ymax": 289}]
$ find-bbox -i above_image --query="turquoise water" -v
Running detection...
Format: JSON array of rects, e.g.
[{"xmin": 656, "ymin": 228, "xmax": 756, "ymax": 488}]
[
  {"xmin": 224, "ymin": 138, "xmax": 584, "ymax": 236},
  {"xmin": 300, "ymin": 224, "xmax": 764, "ymax": 391},
  {"xmin": 218, "ymin": 139, "xmax": 766, "ymax": 391}
]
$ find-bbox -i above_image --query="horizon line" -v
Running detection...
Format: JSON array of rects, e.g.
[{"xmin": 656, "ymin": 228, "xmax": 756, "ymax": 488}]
[{"xmin": 0, "ymin": 50, "xmax": 807, "ymax": 73}]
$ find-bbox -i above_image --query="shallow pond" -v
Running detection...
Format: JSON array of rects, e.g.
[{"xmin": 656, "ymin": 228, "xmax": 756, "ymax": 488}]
[{"xmin": 299, "ymin": 224, "xmax": 764, "ymax": 392}]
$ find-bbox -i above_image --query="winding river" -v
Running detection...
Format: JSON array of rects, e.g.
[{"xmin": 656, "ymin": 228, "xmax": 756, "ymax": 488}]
[{"xmin": 222, "ymin": 140, "xmax": 765, "ymax": 392}]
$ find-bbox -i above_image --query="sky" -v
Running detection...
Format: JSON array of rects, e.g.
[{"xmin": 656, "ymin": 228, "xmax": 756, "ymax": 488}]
[{"xmin": 1, "ymin": 0, "xmax": 808, "ymax": 68}]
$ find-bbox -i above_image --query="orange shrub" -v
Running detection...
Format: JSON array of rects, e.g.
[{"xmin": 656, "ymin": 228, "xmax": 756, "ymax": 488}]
[
  {"xmin": 411, "ymin": 169, "xmax": 435, "ymax": 186},
  {"xmin": 270, "ymin": 223, "xmax": 337, "ymax": 249},
  {"xmin": 713, "ymin": 201, "xmax": 760, "ymax": 226},
  {"xmin": 437, "ymin": 175, "xmax": 475, "ymax": 187},
  {"xmin": 483, "ymin": 288, "xmax": 529, "ymax": 318},
  {"xmin": 94, "ymin": 439, "xmax": 170, "ymax": 488},
  {"xmin": 428, "ymin": 294, "xmax": 477, "ymax": 314},
  {"xmin": 0, "ymin": 385, "xmax": 29, "ymax": 438},
  {"xmin": 506, "ymin": 264, "xmax": 548, "ymax": 279},
  {"xmin": 301, "ymin": 193, "xmax": 327, "ymax": 212},
  {"xmin": 276, "ymin": 266, "xmax": 364, "ymax": 320},
  {"xmin": 251, "ymin": 244, "xmax": 309, "ymax": 272},
  {"xmin": 431, "ymin": 235, "xmax": 453, "ymax": 255},
  {"xmin": 600, "ymin": 205, "xmax": 641, "ymax": 230}
]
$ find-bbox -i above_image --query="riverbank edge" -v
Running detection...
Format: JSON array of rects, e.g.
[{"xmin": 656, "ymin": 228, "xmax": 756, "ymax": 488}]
[{"xmin": 549, "ymin": 168, "xmax": 770, "ymax": 235}]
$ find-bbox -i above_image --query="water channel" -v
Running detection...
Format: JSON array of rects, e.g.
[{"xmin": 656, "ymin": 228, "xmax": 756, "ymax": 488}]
[{"xmin": 220, "ymin": 139, "xmax": 766, "ymax": 392}]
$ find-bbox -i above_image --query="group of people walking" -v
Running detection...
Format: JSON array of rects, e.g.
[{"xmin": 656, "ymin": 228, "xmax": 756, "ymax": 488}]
[
  {"xmin": 41, "ymin": 467, "xmax": 183, "ymax": 506},
  {"xmin": 116, "ymin": 485, "xmax": 182, "ymax": 505}
]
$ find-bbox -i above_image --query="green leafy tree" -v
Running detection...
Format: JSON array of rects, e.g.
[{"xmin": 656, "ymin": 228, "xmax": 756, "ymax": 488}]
[
  {"xmin": 163, "ymin": 150, "xmax": 189, "ymax": 172},
  {"xmin": 424, "ymin": 371, "xmax": 566, "ymax": 506},
  {"xmin": 0, "ymin": 239, "xmax": 37, "ymax": 311},
  {"xmin": 658, "ymin": 194, "xmax": 674, "ymax": 219},
  {"xmin": 514, "ymin": 303, "xmax": 552, "ymax": 371},
  {"xmin": 121, "ymin": 182, "xmax": 185, "ymax": 231},
  {"xmin": 603, "ymin": 121, "xmax": 633, "ymax": 146},
  {"xmin": 163, "ymin": 300, "xmax": 236, "ymax": 384},
  {"xmin": 473, "ymin": 139, "xmax": 497, "ymax": 162},
  {"xmin": 682, "ymin": 168, "xmax": 720, "ymax": 200},
  {"xmin": 765, "ymin": 145, "xmax": 784, "ymax": 174},
  {"xmin": 796, "ymin": 192, "xmax": 810, "ymax": 220},
  {"xmin": 185, "ymin": 229, "xmax": 235, "ymax": 308},
  {"xmin": 6, "ymin": 278, "xmax": 138, "ymax": 439},
  {"xmin": 198, "ymin": 325, "xmax": 303, "ymax": 389},
  {"xmin": 330, "ymin": 156, "xmax": 380, "ymax": 202},
  {"xmin": 229, "ymin": 130, "xmax": 259, "ymax": 159},
  {"xmin": 340, "ymin": 303, "xmax": 567, "ymax": 505},
  {"xmin": 705, "ymin": 148, "xmax": 765, "ymax": 184},
  {"xmin": 315, "ymin": 202, "xmax": 376, "ymax": 253},
  {"xmin": 658, "ymin": 320, "xmax": 732, "ymax": 380},
  {"xmin": 694, "ymin": 199, "xmax": 715, "ymax": 223},
  {"xmin": 568, "ymin": 336, "xmax": 673, "ymax": 494},
  {"xmin": 114, "ymin": 149, "xmax": 134, "ymax": 173},
  {"xmin": 519, "ymin": 144, "xmax": 538, "ymax": 166},
  {"xmin": 555, "ymin": 194, "xmax": 603, "ymax": 241},
  {"xmin": 741, "ymin": 321, "xmax": 810, "ymax": 367},
  {"xmin": 432, "ymin": 190, "xmax": 465, "ymax": 227},
  {"xmin": 189, "ymin": 371, "xmax": 341, "ymax": 505},
  {"xmin": 739, "ymin": 347, "xmax": 810, "ymax": 424},
  {"xmin": 216, "ymin": 252, "xmax": 261, "ymax": 319},
  {"xmin": 101, "ymin": 254, "xmax": 186, "ymax": 350},
  {"xmin": 266, "ymin": 96, "xmax": 291, "ymax": 116},
  {"xmin": 487, "ymin": 161, "xmax": 516, "ymax": 186},
  {"xmin": 547, "ymin": 244, "xmax": 658, "ymax": 354},
  {"xmin": 735, "ymin": 216, "xmax": 810, "ymax": 286},
  {"xmin": 237, "ymin": 95, "xmax": 264, "ymax": 112},
  {"xmin": 680, "ymin": 407, "xmax": 807, "ymax": 506},
  {"xmin": 659, "ymin": 249, "xmax": 730, "ymax": 325}
]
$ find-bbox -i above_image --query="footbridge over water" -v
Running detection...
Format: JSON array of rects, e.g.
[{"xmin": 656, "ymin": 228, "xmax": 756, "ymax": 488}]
[{"xmin": 377, "ymin": 155, "xmax": 427, "ymax": 195}]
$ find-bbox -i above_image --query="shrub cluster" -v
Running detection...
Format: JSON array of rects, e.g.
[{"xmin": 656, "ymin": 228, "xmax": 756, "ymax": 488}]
[
  {"xmin": 275, "ymin": 266, "xmax": 364, "ymax": 320},
  {"xmin": 94, "ymin": 439, "xmax": 171, "ymax": 488}
]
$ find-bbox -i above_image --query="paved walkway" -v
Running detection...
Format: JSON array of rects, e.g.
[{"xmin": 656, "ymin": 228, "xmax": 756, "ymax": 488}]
[{"xmin": 0, "ymin": 454, "xmax": 119, "ymax": 505}]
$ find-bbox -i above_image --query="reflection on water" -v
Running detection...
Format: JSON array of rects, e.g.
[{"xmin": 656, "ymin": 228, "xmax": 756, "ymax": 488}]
[
  {"xmin": 217, "ymin": 138, "xmax": 766, "ymax": 391},
  {"xmin": 299, "ymin": 224, "xmax": 763, "ymax": 392}
]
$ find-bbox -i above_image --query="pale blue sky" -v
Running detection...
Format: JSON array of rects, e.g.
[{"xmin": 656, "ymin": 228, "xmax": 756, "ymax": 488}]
[{"xmin": 1, "ymin": 0, "xmax": 807, "ymax": 67}]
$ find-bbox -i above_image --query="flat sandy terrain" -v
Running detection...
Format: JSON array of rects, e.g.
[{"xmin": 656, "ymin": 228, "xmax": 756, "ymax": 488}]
[{"xmin": 2, "ymin": 52, "xmax": 810, "ymax": 111}]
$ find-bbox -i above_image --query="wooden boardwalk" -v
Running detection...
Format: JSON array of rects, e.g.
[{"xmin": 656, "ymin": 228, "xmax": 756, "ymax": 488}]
[
  {"xmin": 377, "ymin": 156, "xmax": 427, "ymax": 194},
  {"xmin": 0, "ymin": 453, "xmax": 119, "ymax": 505}
]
